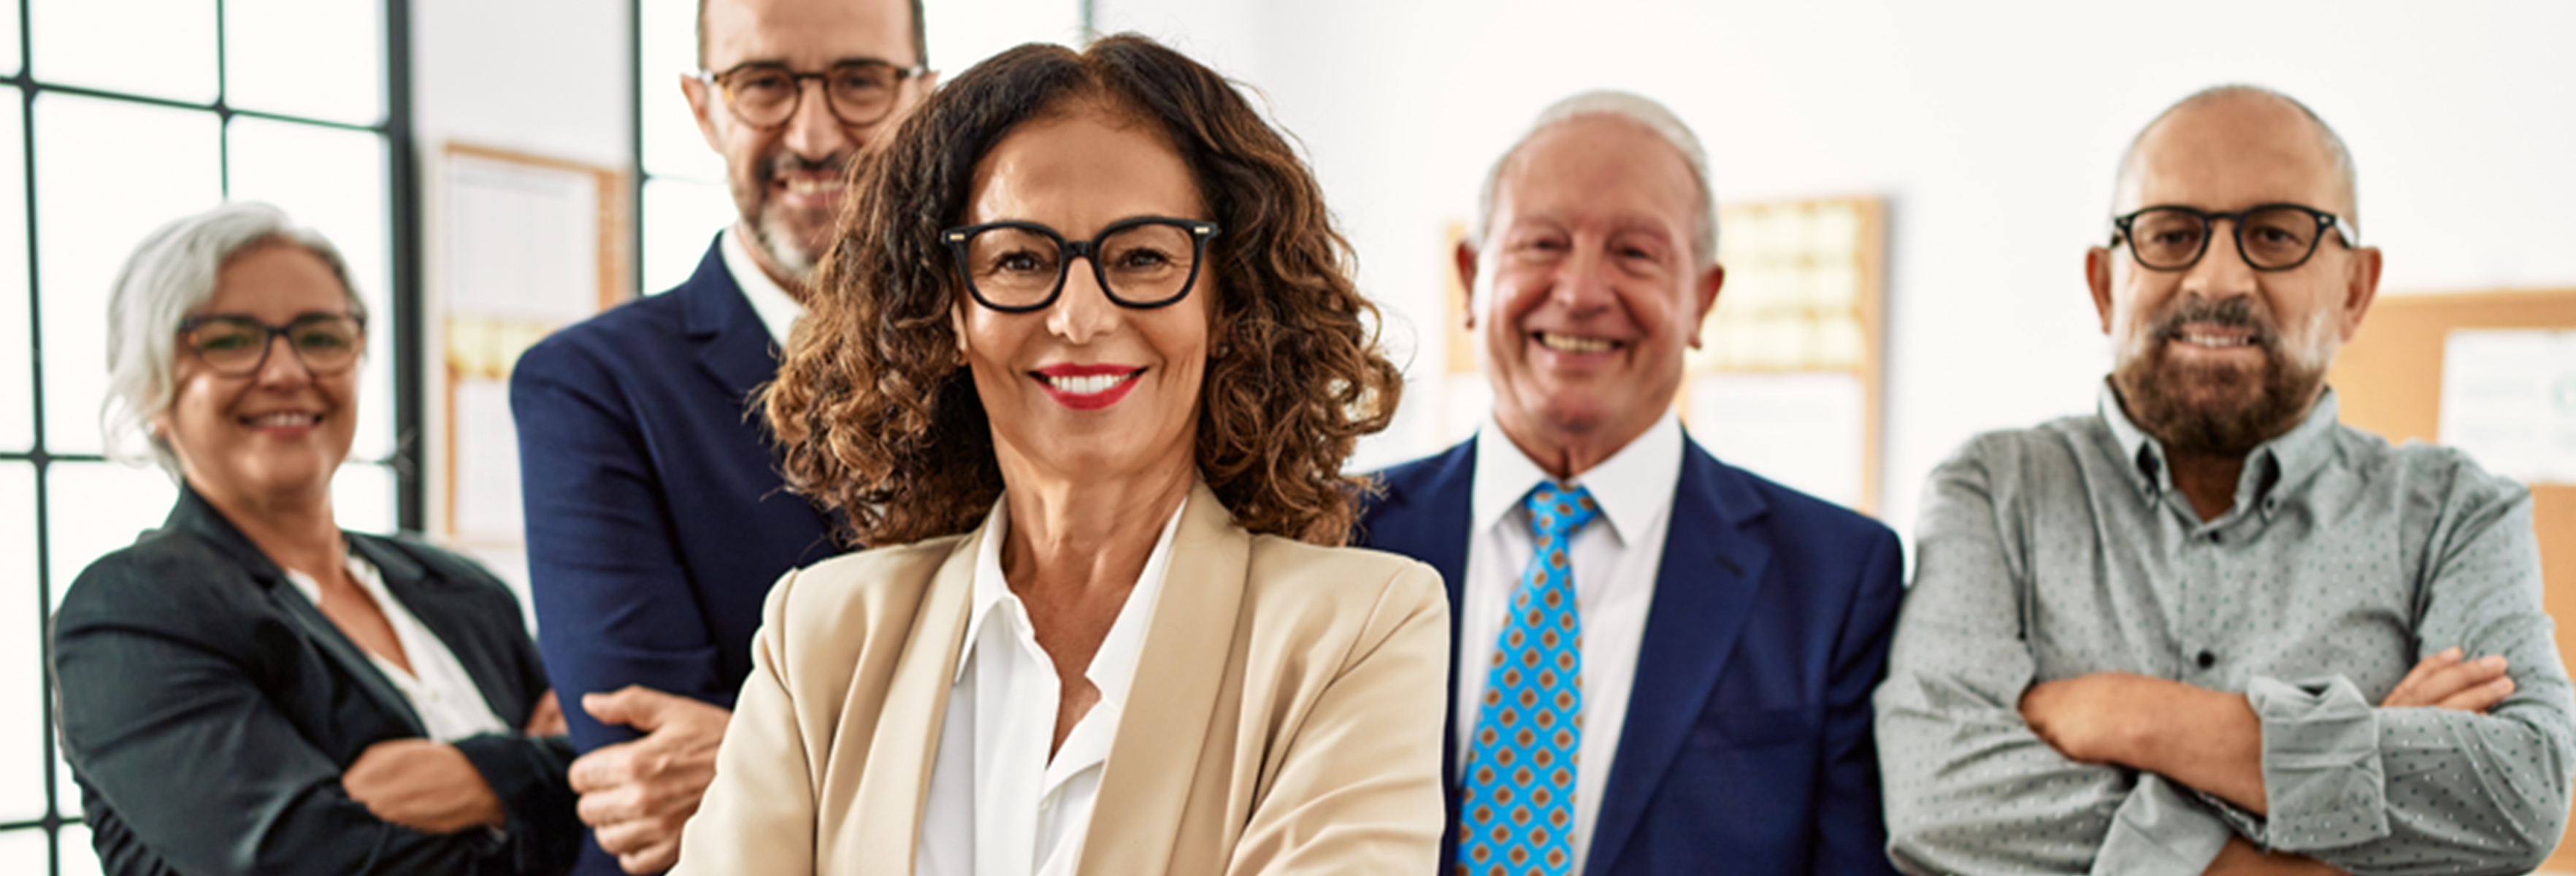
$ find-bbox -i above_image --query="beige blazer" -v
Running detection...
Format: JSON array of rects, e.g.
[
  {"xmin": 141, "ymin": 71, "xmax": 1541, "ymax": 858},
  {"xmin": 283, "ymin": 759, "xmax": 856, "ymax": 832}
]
[{"xmin": 670, "ymin": 482, "xmax": 1449, "ymax": 875}]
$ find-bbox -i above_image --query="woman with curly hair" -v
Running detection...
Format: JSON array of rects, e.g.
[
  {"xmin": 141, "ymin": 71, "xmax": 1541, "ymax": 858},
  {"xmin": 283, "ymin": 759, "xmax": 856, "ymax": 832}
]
[{"xmin": 667, "ymin": 34, "xmax": 1445, "ymax": 876}]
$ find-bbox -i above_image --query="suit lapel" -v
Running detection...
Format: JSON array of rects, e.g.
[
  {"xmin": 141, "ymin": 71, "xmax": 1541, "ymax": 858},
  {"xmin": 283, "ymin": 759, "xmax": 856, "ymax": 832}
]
[
  {"xmin": 678, "ymin": 237, "xmax": 785, "ymax": 410},
  {"xmin": 1080, "ymin": 482, "xmax": 1250, "ymax": 876},
  {"xmin": 1584, "ymin": 444, "xmax": 1771, "ymax": 876},
  {"xmin": 161, "ymin": 487, "xmax": 429, "ymax": 738},
  {"xmin": 854, "ymin": 526, "xmax": 981, "ymax": 875},
  {"xmin": 1356, "ymin": 441, "xmax": 1477, "ymax": 873}
]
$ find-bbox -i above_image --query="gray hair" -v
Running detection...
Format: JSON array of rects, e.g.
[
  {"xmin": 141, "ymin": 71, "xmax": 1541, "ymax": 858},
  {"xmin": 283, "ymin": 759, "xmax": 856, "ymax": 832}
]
[
  {"xmin": 1472, "ymin": 90, "xmax": 1719, "ymax": 266},
  {"xmin": 102, "ymin": 201, "xmax": 363, "ymax": 474},
  {"xmin": 2114, "ymin": 84, "xmax": 2361, "ymax": 231}
]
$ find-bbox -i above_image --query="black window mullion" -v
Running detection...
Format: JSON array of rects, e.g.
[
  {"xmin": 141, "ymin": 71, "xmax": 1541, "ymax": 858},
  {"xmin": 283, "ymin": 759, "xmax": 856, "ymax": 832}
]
[{"xmin": 9, "ymin": 3, "xmax": 415, "ymax": 874}]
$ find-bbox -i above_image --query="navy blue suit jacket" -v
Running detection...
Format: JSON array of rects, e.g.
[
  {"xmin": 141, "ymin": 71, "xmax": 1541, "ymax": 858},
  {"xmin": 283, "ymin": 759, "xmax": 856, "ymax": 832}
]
[
  {"xmin": 510, "ymin": 237, "xmax": 837, "ymax": 875},
  {"xmin": 1354, "ymin": 437, "xmax": 1906, "ymax": 876}
]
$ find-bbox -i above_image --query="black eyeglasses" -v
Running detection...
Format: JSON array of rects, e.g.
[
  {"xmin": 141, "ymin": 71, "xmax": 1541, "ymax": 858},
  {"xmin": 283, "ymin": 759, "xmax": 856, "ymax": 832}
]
[
  {"xmin": 2111, "ymin": 203, "xmax": 2358, "ymax": 272},
  {"xmin": 695, "ymin": 59, "xmax": 926, "ymax": 129},
  {"xmin": 178, "ymin": 313, "xmax": 367, "ymax": 376},
  {"xmin": 941, "ymin": 217, "xmax": 1221, "ymax": 313}
]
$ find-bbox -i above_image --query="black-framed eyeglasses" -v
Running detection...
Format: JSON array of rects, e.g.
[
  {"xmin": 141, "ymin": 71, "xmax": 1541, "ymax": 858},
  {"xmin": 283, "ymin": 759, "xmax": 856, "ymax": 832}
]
[
  {"xmin": 177, "ymin": 313, "xmax": 367, "ymax": 376},
  {"xmin": 941, "ymin": 217, "xmax": 1222, "ymax": 312},
  {"xmin": 694, "ymin": 59, "xmax": 927, "ymax": 129},
  {"xmin": 2111, "ymin": 203, "xmax": 2358, "ymax": 272}
]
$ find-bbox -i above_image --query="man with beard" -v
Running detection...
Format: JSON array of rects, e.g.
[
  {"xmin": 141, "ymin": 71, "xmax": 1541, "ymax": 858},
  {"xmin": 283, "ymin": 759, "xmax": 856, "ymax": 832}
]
[
  {"xmin": 507, "ymin": 0, "xmax": 931, "ymax": 872},
  {"xmin": 1874, "ymin": 85, "xmax": 2573, "ymax": 876}
]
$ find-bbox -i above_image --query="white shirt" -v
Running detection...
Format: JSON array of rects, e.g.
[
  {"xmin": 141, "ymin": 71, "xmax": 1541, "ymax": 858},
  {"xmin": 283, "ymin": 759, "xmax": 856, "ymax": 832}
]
[
  {"xmin": 283, "ymin": 553, "xmax": 510, "ymax": 742},
  {"xmin": 1457, "ymin": 411, "xmax": 1684, "ymax": 875},
  {"xmin": 718, "ymin": 226, "xmax": 804, "ymax": 347},
  {"xmin": 916, "ymin": 495, "xmax": 1187, "ymax": 876}
]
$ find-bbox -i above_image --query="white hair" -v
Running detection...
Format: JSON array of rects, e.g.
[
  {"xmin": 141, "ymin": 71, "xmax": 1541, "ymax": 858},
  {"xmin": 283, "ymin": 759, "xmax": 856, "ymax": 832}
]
[
  {"xmin": 102, "ymin": 201, "xmax": 363, "ymax": 475},
  {"xmin": 1472, "ymin": 90, "xmax": 1719, "ymax": 266}
]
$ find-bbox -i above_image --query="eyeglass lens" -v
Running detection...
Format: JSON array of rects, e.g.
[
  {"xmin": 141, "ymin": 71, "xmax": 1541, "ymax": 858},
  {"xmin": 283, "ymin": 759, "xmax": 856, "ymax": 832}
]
[
  {"xmin": 963, "ymin": 223, "xmax": 1202, "ymax": 309},
  {"xmin": 722, "ymin": 63, "xmax": 904, "ymax": 127},
  {"xmin": 2127, "ymin": 206, "xmax": 2326, "ymax": 270},
  {"xmin": 185, "ymin": 315, "xmax": 364, "ymax": 374}
]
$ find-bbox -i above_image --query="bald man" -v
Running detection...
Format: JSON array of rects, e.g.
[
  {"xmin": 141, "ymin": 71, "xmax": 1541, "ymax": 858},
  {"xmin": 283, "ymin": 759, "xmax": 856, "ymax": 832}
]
[{"xmin": 1874, "ymin": 85, "xmax": 2573, "ymax": 875}]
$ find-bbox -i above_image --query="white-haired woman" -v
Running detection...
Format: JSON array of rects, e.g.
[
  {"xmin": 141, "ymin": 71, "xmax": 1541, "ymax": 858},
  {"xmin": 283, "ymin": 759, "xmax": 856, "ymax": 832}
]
[{"xmin": 51, "ymin": 202, "xmax": 580, "ymax": 876}]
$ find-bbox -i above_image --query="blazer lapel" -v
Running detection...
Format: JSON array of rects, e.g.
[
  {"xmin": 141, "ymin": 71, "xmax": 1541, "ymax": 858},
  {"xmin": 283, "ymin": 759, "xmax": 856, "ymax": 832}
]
[
  {"xmin": 852, "ymin": 526, "xmax": 981, "ymax": 874},
  {"xmin": 1079, "ymin": 481, "xmax": 1250, "ymax": 876},
  {"xmin": 678, "ymin": 237, "xmax": 784, "ymax": 407},
  {"xmin": 161, "ymin": 487, "xmax": 429, "ymax": 738},
  {"xmin": 1354, "ymin": 442, "xmax": 1477, "ymax": 873},
  {"xmin": 1584, "ymin": 443, "xmax": 1771, "ymax": 876},
  {"xmin": 352, "ymin": 537, "xmax": 525, "ymax": 728}
]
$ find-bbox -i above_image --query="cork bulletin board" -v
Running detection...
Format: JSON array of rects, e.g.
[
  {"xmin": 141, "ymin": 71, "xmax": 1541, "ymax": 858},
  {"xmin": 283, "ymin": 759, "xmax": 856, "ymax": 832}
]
[{"xmin": 2326, "ymin": 288, "xmax": 2576, "ymax": 868}]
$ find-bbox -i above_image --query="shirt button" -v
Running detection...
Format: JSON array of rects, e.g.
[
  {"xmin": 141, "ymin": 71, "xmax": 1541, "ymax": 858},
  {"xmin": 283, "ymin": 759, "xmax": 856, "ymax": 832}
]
[
  {"xmin": 2196, "ymin": 650, "xmax": 2216, "ymax": 669},
  {"xmin": 2207, "ymin": 531, "xmax": 2223, "ymax": 545}
]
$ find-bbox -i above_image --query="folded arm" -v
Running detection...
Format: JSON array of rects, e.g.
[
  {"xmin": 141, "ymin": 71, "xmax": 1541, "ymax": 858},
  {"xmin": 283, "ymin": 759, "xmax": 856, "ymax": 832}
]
[
  {"xmin": 52, "ymin": 563, "xmax": 554, "ymax": 875},
  {"xmin": 1877, "ymin": 447, "xmax": 2241, "ymax": 876}
]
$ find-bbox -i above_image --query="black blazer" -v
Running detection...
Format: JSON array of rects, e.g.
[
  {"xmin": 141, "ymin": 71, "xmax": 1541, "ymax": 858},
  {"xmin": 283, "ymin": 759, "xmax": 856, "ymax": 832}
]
[{"xmin": 51, "ymin": 485, "xmax": 579, "ymax": 876}]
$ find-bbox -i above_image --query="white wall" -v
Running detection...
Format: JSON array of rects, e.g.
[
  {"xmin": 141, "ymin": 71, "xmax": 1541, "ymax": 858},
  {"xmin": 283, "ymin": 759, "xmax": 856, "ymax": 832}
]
[
  {"xmin": 414, "ymin": 0, "xmax": 632, "ymax": 167},
  {"xmin": 1100, "ymin": 0, "xmax": 2576, "ymax": 539},
  {"xmin": 414, "ymin": 0, "xmax": 2576, "ymax": 542}
]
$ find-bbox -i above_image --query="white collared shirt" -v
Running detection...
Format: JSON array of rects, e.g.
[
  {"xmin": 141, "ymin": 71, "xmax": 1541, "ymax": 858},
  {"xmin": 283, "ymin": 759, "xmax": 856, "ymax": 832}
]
[
  {"xmin": 916, "ymin": 494, "xmax": 1187, "ymax": 876},
  {"xmin": 1458, "ymin": 411, "xmax": 1684, "ymax": 874},
  {"xmin": 718, "ymin": 226, "xmax": 804, "ymax": 347},
  {"xmin": 283, "ymin": 552, "xmax": 510, "ymax": 742}
]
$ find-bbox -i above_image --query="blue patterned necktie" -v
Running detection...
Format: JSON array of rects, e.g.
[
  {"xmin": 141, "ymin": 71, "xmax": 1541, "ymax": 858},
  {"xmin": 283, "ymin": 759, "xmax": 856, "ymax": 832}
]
[{"xmin": 1458, "ymin": 483, "xmax": 1599, "ymax": 876}]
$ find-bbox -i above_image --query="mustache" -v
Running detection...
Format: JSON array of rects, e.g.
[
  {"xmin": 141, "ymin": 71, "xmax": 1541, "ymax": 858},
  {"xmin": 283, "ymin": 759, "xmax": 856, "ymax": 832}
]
[
  {"xmin": 756, "ymin": 152, "xmax": 850, "ymax": 185},
  {"xmin": 2152, "ymin": 297, "xmax": 2275, "ymax": 347}
]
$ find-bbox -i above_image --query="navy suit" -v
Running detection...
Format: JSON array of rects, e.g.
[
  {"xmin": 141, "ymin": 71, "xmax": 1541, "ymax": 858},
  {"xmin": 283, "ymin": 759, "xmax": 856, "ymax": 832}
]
[
  {"xmin": 510, "ymin": 237, "xmax": 837, "ymax": 875},
  {"xmin": 1355, "ymin": 437, "xmax": 1906, "ymax": 876}
]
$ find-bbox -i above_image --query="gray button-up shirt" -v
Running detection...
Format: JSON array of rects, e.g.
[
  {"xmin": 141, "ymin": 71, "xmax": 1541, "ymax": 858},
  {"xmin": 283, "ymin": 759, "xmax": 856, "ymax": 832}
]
[{"xmin": 1875, "ymin": 385, "xmax": 2572, "ymax": 876}]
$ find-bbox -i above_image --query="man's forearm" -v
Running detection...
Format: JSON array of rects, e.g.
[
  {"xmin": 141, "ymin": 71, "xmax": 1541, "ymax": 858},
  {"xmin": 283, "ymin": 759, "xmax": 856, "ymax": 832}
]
[
  {"xmin": 2119, "ymin": 681, "xmax": 2267, "ymax": 815},
  {"xmin": 2024, "ymin": 673, "xmax": 2269, "ymax": 814}
]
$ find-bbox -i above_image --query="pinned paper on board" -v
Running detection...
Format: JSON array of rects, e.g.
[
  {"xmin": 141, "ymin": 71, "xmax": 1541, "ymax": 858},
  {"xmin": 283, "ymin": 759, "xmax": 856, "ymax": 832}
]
[{"xmin": 2439, "ymin": 328, "xmax": 2576, "ymax": 485}]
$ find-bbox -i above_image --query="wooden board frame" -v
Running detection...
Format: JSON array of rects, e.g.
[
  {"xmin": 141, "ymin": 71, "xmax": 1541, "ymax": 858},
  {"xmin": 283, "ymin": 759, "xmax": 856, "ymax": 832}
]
[
  {"xmin": 429, "ymin": 142, "xmax": 632, "ymax": 544},
  {"xmin": 2326, "ymin": 287, "xmax": 2576, "ymax": 869}
]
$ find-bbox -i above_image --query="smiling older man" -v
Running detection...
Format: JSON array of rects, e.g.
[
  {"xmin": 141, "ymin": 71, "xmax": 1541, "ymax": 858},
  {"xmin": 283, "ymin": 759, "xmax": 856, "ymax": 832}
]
[
  {"xmin": 1875, "ymin": 85, "xmax": 2574, "ymax": 876},
  {"xmin": 1355, "ymin": 91, "xmax": 1906, "ymax": 876}
]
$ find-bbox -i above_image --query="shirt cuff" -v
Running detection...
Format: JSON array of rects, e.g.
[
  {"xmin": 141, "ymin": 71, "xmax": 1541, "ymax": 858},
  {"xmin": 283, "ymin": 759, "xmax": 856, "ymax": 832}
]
[
  {"xmin": 2246, "ymin": 675, "xmax": 2391, "ymax": 851},
  {"xmin": 2090, "ymin": 773, "xmax": 2233, "ymax": 876}
]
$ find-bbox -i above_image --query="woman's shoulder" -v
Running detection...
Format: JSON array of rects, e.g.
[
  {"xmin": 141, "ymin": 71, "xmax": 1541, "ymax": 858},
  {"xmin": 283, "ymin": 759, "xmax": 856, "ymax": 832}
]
[
  {"xmin": 1238, "ymin": 535, "xmax": 1446, "ymax": 620},
  {"xmin": 57, "ymin": 527, "xmax": 259, "ymax": 634},
  {"xmin": 767, "ymin": 534, "xmax": 973, "ymax": 626}
]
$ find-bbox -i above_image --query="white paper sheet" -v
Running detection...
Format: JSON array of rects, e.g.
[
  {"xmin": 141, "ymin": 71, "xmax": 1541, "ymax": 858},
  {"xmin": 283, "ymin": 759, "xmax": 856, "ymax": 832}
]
[
  {"xmin": 445, "ymin": 155, "xmax": 601, "ymax": 324},
  {"xmin": 451, "ymin": 378, "xmax": 526, "ymax": 540},
  {"xmin": 2439, "ymin": 329, "xmax": 2576, "ymax": 485}
]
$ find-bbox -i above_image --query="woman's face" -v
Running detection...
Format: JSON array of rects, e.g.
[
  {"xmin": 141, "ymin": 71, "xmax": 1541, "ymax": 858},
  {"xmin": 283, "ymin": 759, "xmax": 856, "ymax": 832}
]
[
  {"xmin": 955, "ymin": 102, "xmax": 1213, "ymax": 488},
  {"xmin": 156, "ymin": 243, "xmax": 361, "ymax": 509}
]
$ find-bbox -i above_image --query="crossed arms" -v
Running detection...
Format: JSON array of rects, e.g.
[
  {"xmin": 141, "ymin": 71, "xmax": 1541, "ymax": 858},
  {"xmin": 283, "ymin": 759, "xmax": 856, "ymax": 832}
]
[{"xmin": 1874, "ymin": 446, "xmax": 2575, "ymax": 876}]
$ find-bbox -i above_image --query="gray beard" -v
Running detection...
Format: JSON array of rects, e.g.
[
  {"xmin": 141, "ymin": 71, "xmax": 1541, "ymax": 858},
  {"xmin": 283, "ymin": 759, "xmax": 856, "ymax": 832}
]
[
  {"xmin": 751, "ymin": 215, "xmax": 818, "ymax": 285},
  {"xmin": 2110, "ymin": 333, "xmax": 2323, "ymax": 457}
]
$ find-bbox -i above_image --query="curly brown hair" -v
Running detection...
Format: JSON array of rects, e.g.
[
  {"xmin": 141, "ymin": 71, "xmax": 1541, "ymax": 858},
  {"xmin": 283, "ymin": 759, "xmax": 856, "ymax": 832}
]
[{"xmin": 767, "ymin": 33, "xmax": 1403, "ymax": 548}]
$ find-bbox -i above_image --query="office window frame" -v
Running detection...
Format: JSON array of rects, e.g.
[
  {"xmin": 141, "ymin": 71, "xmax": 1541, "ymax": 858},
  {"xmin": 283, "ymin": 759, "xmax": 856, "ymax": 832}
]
[{"xmin": 0, "ymin": 1, "xmax": 422, "ymax": 872}]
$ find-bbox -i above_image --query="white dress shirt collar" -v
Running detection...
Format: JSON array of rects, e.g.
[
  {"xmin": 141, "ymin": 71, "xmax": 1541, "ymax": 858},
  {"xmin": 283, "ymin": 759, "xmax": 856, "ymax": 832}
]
[
  {"xmin": 955, "ymin": 493, "xmax": 1186, "ymax": 703},
  {"xmin": 718, "ymin": 225, "xmax": 804, "ymax": 347},
  {"xmin": 917, "ymin": 493, "xmax": 1187, "ymax": 876},
  {"xmin": 1471, "ymin": 409, "xmax": 1687, "ymax": 545}
]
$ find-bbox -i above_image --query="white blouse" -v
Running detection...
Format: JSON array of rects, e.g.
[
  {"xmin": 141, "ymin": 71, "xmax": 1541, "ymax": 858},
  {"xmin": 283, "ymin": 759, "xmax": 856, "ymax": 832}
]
[
  {"xmin": 283, "ymin": 552, "xmax": 510, "ymax": 742},
  {"xmin": 914, "ymin": 496, "xmax": 1185, "ymax": 876}
]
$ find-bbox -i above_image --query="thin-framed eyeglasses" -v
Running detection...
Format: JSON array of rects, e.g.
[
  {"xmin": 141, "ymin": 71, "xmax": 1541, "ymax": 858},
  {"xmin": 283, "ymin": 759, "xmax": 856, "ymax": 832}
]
[
  {"xmin": 694, "ymin": 59, "xmax": 927, "ymax": 129},
  {"xmin": 941, "ymin": 217, "xmax": 1222, "ymax": 313},
  {"xmin": 177, "ymin": 313, "xmax": 367, "ymax": 376},
  {"xmin": 2111, "ymin": 203, "xmax": 2358, "ymax": 272}
]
